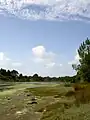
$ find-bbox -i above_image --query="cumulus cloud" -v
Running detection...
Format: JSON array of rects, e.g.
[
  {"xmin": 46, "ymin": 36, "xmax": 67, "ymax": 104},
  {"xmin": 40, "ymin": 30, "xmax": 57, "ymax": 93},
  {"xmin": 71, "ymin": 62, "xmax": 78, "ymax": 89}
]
[
  {"xmin": 32, "ymin": 45, "xmax": 55, "ymax": 62},
  {"xmin": 0, "ymin": 0, "xmax": 90, "ymax": 22},
  {"xmin": 32, "ymin": 45, "xmax": 62, "ymax": 68},
  {"xmin": 0, "ymin": 52, "xmax": 10, "ymax": 61},
  {"xmin": 68, "ymin": 50, "xmax": 80, "ymax": 65},
  {"xmin": 32, "ymin": 46, "xmax": 45, "ymax": 58},
  {"xmin": 0, "ymin": 52, "xmax": 11, "ymax": 66},
  {"xmin": 0, "ymin": 52, "xmax": 22, "ymax": 69}
]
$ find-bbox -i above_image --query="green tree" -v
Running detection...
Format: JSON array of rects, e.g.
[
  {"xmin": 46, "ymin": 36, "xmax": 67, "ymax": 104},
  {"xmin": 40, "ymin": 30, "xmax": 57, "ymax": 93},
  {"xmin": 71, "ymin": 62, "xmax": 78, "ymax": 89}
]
[
  {"xmin": 32, "ymin": 74, "xmax": 39, "ymax": 81},
  {"xmin": 11, "ymin": 70, "xmax": 19, "ymax": 77},
  {"xmin": 7, "ymin": 70, "xmax": 11, "ymax": 76},
  {"xmin": 10, "ymin": 70, "xmax": 19, "ymax": 81},
  {"xmin": 72, "ymin": 38, "xmax": 90, "ymax": 82},
  {"xmin": 0, "ymin": 68, "xmax": 7, "ymax": 76}
]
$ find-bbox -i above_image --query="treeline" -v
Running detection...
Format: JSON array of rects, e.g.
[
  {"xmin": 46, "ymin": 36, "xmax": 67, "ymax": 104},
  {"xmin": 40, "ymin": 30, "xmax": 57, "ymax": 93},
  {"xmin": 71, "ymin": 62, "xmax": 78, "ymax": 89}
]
[{"xmin": 0, "ymin": 68, "xmax": 76, "ymax": 83}]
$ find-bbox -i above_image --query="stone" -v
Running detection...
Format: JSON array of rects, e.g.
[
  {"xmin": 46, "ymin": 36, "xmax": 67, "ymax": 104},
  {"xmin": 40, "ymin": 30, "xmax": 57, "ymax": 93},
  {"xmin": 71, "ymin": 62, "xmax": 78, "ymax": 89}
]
[{"xmin": 30, "ymin": 101, "xmax": 37, "ymax": 104}]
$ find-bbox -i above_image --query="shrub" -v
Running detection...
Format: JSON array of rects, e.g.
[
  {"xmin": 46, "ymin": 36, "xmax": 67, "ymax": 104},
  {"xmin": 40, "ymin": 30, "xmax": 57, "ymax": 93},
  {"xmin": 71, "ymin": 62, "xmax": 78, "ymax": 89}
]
[
  {"xmin": 73, "ymin": 84, "xmax": 90, "ymax": 104},
  {"xmin": 73, "ymin": 83, "xmax": 87, "ymax": 91}
]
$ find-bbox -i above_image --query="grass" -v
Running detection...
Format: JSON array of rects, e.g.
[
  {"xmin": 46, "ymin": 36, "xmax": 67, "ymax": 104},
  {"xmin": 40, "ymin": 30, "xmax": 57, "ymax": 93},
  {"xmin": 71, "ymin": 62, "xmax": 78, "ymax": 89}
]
[
  {"xmin": 25, "ymin": 85, "xmax": 72, "ymax": 97},
  {"xmin": 0, "ymin": 83, "xmax": 45, "ymax": 97},
  {"xmin": 0, "ymin": 82, "xmax": 90, "ymax": 120},
  {"xmin": 29, "ymin": 83, "xmax": 90, "ymax": 120},
  {"xmin": 41, "ymin": 101, "xmax": 90, "ymax": 120}
]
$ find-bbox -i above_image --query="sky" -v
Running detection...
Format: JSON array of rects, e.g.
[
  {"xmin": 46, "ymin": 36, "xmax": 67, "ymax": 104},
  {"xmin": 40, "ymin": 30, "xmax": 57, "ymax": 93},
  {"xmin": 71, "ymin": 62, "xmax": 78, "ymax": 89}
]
[{"xmin": 0, "ymin": 0, "xmax": 90, "ymax": 77}]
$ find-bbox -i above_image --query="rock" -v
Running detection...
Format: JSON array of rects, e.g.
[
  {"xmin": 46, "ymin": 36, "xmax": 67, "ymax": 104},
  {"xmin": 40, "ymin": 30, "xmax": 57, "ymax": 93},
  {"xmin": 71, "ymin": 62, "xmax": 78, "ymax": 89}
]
[
  {"xmin": 11, "ymin": 105, "xmax": 16, "ymax": 110},
  {"xmin": 27, "ymin": 101, "xmax": 37, "ymax": 105},
  {"xmin": 43, "ymin": 108, "xmax": 46, "ymax": 112},
  {"xmin": 30, "ymin": 101, "xmax": 37, "ymax": 104},
  {"xmin": 54, "ymin": 95, "xmax": 60, "ymax": 98},
  {"xmin": 61, "ymin": 96, "xmax": 65, "ymax": 98},
  {"xmin": 38, "ymin": 108, "xmax": 46, "ymax": 112},
  {"xmin": 15, "ymin": 109, "xmax": 28, "ymax": 116},
  {"xmin": 31, "ymin": 97, "xmax": 37, "ymax": 101},
  {"xmin": 15, "ymin": 111, "xmax": 22, "ymax": 116},
  {"xmin": 27, "ymin": 93, "xmax": 31, "ymax": 97},
  {"xmin": 7, "ymin": 97, "xmax": 11, "ymax": 101},
  {"xmin": 27, "ymin": 101, "xmax": 32, "ymax": 105}
]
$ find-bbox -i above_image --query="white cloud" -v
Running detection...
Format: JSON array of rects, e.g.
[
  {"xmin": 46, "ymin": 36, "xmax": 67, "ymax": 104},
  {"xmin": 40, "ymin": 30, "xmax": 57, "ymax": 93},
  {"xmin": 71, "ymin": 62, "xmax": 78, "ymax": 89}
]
[
  {"xmin": 32, "ymin": 46, "xmax": 45, "ymax": 58},
  {"xmin": 0, "ymin": 52, "xmax": 11, "ymax": 66},
  {"xmin": 0, "ymin": 52, "xmax": 4, "ymax": 61},
  {"xmin": 32, "ymin": 45, "xmax": 62, "ymax": 68},
  {"xmin": 0, "ymin": 52, "xmax": 10, "ymax": 61},
  {"xmin": 0, "ymin": 0, "xmax": 90, "ymax": 22},
  {"xmin": 0, "ymin": 52, "xmax": 22, "ymax": 69},
  {"xmin": 68, "ymin": 50, "xmax": 80, "ymax": 65},
  {"xmin": 32, "ymin": 45, "xmax": 55, "ymax": 63}
]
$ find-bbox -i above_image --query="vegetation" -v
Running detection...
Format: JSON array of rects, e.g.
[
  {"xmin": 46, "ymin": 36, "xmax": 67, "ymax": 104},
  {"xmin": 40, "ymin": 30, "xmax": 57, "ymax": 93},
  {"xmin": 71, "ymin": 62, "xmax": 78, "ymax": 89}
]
[
  {"xmin": 0, "ymin": 68, "xmax": 76, "ymax": 83},
  {"xmin": 0, "ymin": 81, "xmax": 90, "ymax": 120},
  {"xmin": 0, "ymin": 38, "xmax": 90, "ymax": 120},
  {"xmin": 25, "ymin": 85, "xmax": 72, "ymax": 97},
  {"xmin": 72, "ymin": 38, "xmax": 90, "ymax": 82}
]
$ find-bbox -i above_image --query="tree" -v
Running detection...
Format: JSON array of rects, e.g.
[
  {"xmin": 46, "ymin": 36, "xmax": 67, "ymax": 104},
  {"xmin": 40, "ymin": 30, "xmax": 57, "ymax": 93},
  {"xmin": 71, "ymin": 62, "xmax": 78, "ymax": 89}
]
[
  {"xmin": 11, "ymin": 70, "xmax": 19, "ymax": 77},
  {"xmin": 19, "ymin": 74, "xmax": 23, "ymax": 78},
  {"xmin": 10, "ymin": 70, "xmax": 19, "ymax": 81},
  {"xmin": 0, "ymin": 68, "xmax": 7, "ymax": 76},
  {"xmin": 72, "ymin": 38, "xmax": 90, "ymax": 82},
  {"xmin": 7, "ymin": 70, "xmax": 11, "ymax": 76},
  {"xmin": 32, "ymin": 74, "xmax": 39, "ymax": 81}
]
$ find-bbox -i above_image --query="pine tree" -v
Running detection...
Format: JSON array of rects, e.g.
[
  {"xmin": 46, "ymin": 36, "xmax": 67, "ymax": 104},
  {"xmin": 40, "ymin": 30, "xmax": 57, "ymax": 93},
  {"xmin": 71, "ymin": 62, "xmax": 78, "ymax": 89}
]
[{"xmin": 72, "ymin": 38, "xmax": 90, "ymax": 82}]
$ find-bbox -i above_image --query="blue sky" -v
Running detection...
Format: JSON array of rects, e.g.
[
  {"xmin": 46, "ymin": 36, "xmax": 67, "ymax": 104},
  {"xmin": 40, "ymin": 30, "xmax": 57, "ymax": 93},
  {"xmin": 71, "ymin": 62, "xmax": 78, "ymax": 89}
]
[{"xmin": 0, "ymin": 0, "xmax": 90, "ymax": 77}]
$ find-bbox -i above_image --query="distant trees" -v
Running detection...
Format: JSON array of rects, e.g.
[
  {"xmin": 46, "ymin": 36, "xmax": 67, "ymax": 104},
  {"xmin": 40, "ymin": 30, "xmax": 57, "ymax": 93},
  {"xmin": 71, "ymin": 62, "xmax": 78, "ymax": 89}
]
[
  {"xmin": 0, "ymin": 68, "xmax": 7, "ymax": 76},
  {"xmin": 72, "ymin": 38, "xmax": 90, "ymax": 82},
  {"xmin": 0, "ymin": 68, "xmax": 75, "ymax": 83},
  {"xmin": 11, "ymin": 70, "xmax": 19, "ymax": 77}
]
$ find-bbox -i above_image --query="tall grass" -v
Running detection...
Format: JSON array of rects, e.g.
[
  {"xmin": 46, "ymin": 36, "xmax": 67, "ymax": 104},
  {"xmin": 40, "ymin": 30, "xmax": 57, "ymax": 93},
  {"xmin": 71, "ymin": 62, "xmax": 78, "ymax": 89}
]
[{"xmin": 73, "ymin": 83, "xmax": 90, "ymax": 104}]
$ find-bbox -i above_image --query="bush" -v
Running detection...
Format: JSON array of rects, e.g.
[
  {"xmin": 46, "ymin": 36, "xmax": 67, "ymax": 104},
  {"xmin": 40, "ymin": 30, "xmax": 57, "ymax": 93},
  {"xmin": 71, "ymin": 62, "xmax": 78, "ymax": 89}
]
[
  {"xmin": 73, "ymin": 84, "xmax": 90, "ymax": 104},
  {"xmin": 73, "ymin": 83, "xmax": 87, "ymax": 91}
]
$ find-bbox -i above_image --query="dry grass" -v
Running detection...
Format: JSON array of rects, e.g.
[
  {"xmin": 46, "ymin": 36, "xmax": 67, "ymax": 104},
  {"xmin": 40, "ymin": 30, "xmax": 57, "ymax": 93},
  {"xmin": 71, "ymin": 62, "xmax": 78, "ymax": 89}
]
[
  {"xmin": 1, "ymin": 83, "xmax": 90, "ymax": 120},
  {"xmin": 41, "ymin": 101, "xmax": 90, "ymax": 120},
  {"xmin": 65, "ymin": 83, "xmax": 90, "ymax": 104},
  {"xmin": 73, "ymin": 83, "xmax": 88, "ymax": 91},
  {"xmin": 74, "ymin": 84, "xmax": 90, "ymax": 104}
]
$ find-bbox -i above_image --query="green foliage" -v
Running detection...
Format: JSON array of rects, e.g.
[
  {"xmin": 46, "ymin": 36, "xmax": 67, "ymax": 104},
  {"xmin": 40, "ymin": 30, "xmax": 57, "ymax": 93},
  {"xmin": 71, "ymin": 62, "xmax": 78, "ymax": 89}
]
[
  {"xmin": 72, "ymin": 38, "xmax": 90, "ymax": 82},
  {"xmin": 0, "ymin": 68, "xmax": 76, "ymax": 82}
]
